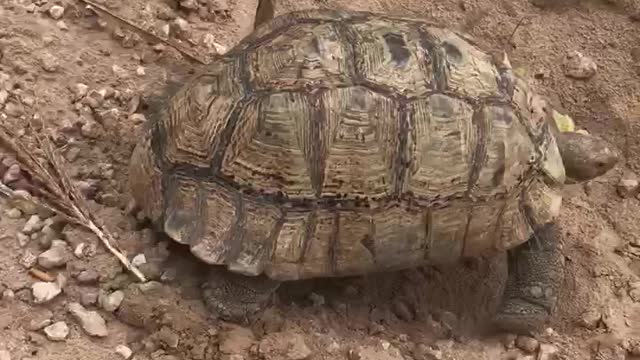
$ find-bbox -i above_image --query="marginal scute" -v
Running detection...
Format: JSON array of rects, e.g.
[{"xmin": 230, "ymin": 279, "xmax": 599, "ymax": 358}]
[
  {"xmin": 370, "ymin": 205, "xmax": 428, "ymax": 270},
  {"xmin": 295, "ymin": 210, "xmax": 336, "ymax": 279},
  {"xmin": 540, "ymin": 131, "xmax": 567, "ymax": 185},
  {"xmin": 494, "ymin": 193, "xmax": 533, "ymax": 252},
  {"xmin": 523, "ymin": 178, "xmax": 563, "ymax": 227},
  {"xmin": 163, "ymin": 176, "xmax": 205, "ymax": 245},
  {"xmin": 227, "ymin": 199, "xmax": 282, "ymax": 276},
  {"xmin": 333, "ymin": 211, "xmax": 375, "ymax": 275},
  {"xmin": 128, "ymin": 133, "xmax": 163, "ymax": 222},
  {"xmin": 426, "ymin": 206, "xmax": 469, "ymax": 264},
  {"xmin": 462, "ymin": 202, "xmax": 505, "ymax": 257},
  {"xmin": 190, "ymin": 183, "xmax": 238, "ymax": 264}
]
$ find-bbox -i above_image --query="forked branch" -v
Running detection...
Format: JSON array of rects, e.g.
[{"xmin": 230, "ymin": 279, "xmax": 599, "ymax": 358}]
[{"xmin": 0, "ymin": 124, "xmax": 147, "ymax": 282}]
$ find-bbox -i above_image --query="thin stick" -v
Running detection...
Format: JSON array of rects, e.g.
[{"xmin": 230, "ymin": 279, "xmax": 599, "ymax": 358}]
[
  {"xmin": 0, "ymin": 125, "xmax": 147, "ymax": 282},
  {"xmin": 76, "ymin": 0, "xmax": 208, "ymax": 65},
  {"xmin": 508, "ymin": 17, "xmax": 527, "ymax": 45}
]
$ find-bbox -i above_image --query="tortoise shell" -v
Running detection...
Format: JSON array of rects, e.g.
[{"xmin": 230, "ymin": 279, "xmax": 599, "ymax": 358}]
[{"xmin": 128, "ymin": 9, "xmax": 566, "ymax": 281}]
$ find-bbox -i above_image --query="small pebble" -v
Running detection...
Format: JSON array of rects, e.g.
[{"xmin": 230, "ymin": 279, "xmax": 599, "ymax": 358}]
[
  {"xmin": 3, "ymin": 164, "xmax": 22, "ymax": 184},
  {"xmin": 131, "ymin": 253, "xmax": 147, "ymax": 267},
  {"xmin": 136, "ymin": 66, "xmax": 145, "ymax": 76},
  {"xmin": 0, "ymin": 90, "xmax": 8, "ymax": 105},
  {"xmin": 100, "ymin": 290, "xmax": 125, "ymax": 312},
  {"xmin": 617, "ymin": 177, "xmax": 639, "ymax": 198},
  {"xmin": 157, "ymin": 326, "xmax": 180, "ymax": 348},
  {"xmin": 48, "ymin": 5, "xmax": 65, "ymax": 20},
  {"xmin": 538, "ymin": 344, "xmax": 559, "ymax": 360},
  {"xmin": 112, "ymin": 65, "xmax": 127, "ymax": 78},
  {"xmin": 32, "ymin": 282, "xmax": 62, "ymax": 304},
  {"xmin": 115, "ymin": 345, "xmax": 133, "ymax": 359},
  {"xmin": 27, "ymin": 310, "xmax": 53, "ymax": 331},
  {"xmin": 579, "ymin": 308, "xmax": 602, "ymax": 329},
  {"xmin": 67, "ymin": 302, "xmax": 108, "ymax": 337},
  {"xmin": 74, "ymin": 243, "xmax": 86, "ymax": 258},
  {"xmin": 17, "ymin": 232, "xmax": 29, "ymax": 247},
  {"xmin": 5, "ymin": 208, "xmax": 22, "ymax": 219},
  {"xmin": 171, "ymin": 18, "xmax": 191, "ymax": 39},
  {"xmin": 74, "ymin": 83, "xmax": 88, "ymax": 100},
  {"xmin": 22, "ymin": 215, "xmax": 43, "ymax": 235},
  {"xmin": 515, "ymin": 336, "xmax": 539, "ymax": 353},
  {"xmin": 40, "ymin": 53, "xmax": 59, "ymax": 72},
  {"xmin": 44, "ymin": 321, "xmax": 69, "ymax": 341},
  {"xmin": 56, "ymin": 20, "xmax": 68, "ymax": 30},
  {"xmin": 564, "ymin": 51, "xmax": 597, "ymax": 79},
  {"xmin": 19, "ymin": 250, "xmax": 37, "ymax": 268},
  {"xmin": 80, "ymin": 291, "xmax": 99, "ymax": 306},
  {"xmin": 37, "ymin": 240, "xmax": 70, "ymax": 269},
  {"xmin": 77, "ymin": 269, "xmax": 100, "ymax": 284}
]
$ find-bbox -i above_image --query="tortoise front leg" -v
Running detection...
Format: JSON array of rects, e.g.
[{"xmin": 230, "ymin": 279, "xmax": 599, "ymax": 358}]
[
  {"xmin": 493, "ymin": 223, "xmax": 564, "ymax": 335},
  {"xmin": 201, "ymin": 266, "xmax": 281, "ymax": 324}
]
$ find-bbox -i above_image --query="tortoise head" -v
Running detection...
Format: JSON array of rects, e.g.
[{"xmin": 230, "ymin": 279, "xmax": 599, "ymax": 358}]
[{"xmin": 554, "ymin": 131, "xmax": 619, "ymax": 182}]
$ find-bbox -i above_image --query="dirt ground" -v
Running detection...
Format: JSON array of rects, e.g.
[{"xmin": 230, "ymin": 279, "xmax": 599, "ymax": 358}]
[{"xmin": 0, "ymin": 0, "xmax": 640, "ymax": 359}]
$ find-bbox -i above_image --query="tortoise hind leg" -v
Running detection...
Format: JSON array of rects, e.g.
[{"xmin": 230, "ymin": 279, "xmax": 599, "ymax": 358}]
[
  {"xmin": 493, "ymin": 223, "xmax": 564, "ymax": 335},
  {"xmin": 202, "ymin": 266, "xmax": 281, "ymax": 323}
]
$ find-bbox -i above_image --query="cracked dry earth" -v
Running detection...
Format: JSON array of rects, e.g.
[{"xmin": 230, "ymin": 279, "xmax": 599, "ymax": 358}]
[{"xmin": 0, "ymin": 0, "xmax": 640, "ymax": 359}]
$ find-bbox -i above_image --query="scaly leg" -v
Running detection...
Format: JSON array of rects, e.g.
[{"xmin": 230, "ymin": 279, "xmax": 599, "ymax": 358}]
[
  {"xmin": 493, "ymin": 222, "xmax": 564, "ymax": 334},
  {"xmin": 201, "ymin": 266, "xmax": 281, "ymax": 324}
]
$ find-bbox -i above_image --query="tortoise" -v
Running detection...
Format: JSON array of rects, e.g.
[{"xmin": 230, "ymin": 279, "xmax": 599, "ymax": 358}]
[{"xmin": 128, "ymin": 8, "xmax": 619, "ymax": 334}]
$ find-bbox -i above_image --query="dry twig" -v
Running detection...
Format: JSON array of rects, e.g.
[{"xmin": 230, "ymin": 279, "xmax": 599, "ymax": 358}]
[
  {"xmin": 76, "ymin": 0, "xmax": 208, "ymax": 65},
  {"xmin": 0, "ymin": 124, "xmax": 147, "ymax": 282}
]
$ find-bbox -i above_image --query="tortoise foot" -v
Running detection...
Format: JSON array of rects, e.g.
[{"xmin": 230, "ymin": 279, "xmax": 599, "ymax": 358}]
[
  {"xmin": 494, "ymin": 223, "xmax": 563, "ymax": 335},
  {"xmin": 201, "ymin": 266, "xmax": 281, "ymax": 324},
  {"xmin": 493, "ymin": 298, "xmax": 550, "ymax": 335}
]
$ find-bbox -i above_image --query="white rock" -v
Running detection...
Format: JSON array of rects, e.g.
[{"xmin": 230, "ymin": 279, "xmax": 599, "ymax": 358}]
[
  {"xmin": 32, "ymin": 282, "xmax": 62, "ymax": 304},
  {"xmin": 40, "ymin": 53, "xmax": 59, "ymax": 72},
  {"xmin": 136, "ymin": 66, "xmax": 145, "ymax": 76},
  {"xmin": 44, "ymin": 321, "xmax": 69, "ymax": 341},
  {"xmin": 68, "ymin": 302, "xmax": 108, "ymax": 337},
  {"xmin": 617, "ymin": 177, "xmax": 639, "ymax": 198},
  {"xmin": 22, "ymin": 214, "xmax": 43, "ymax": 235},
  {"xmin": 19, "ymin": 250, "xmax": 37, "ymax": 268},
  {"xmin": 100, "ymin": 290, "xmax": 125, "ymax": 312},
  {"xmin": 74, "ymin": 243, "xmax": 86, "ymax": 258},
  {"xmin": 37, "ymin": 240, "xmax": 70, "ymax": 269},
  {"xmin": 115, "ymin": 345, "xmax": 132, "ymax": 359},
  {"xmin": 48, "ymin": 5, "xmax": 65, "ymax": 20},
  {"xmin": 171, "ymin": 17, "xmax": 191, "ymax": 39},
  {"xmin": 131, "ymin": 253, "xmax": 147, "ymax": 267},
  {"xmin": 538, "ymin": 344, "xmax": 559, "ymax": 360},
  {"xmin": 2, "ymin": 164, "xmax": 21, "ymax": 184},
  {"xmin": 0, "ymin": 350, "xmax": 10, "ymax": 360},
  {"xmin": 27, "ymin": 310, "xmax": 53, "ymax": 330},
  {"xmin": 16, "ymin": 232, "xmax": 29, "ymax": 247},
  {"xmin": 74, "ymin": 83, "xmax": 89, "ymax": 100},
  {"xmin": 56, "ymin": 20, "xmax": 68, "ymax": 30},
  {"xmin": 112, "ymin": 65, "xmax": 127, "ymax": 78},
  {"xmin": 0, "ymin": 89, "xmax": 8, "ymax": 105},
  {"xmin": 5, "ymin": 208, "xmax": 22, "ymax": 219},
  {"xmin": 564, "ymin": 51, "xmax": 597, "ymax": 79},
  {"xmin": 2, "ymin": 289, "xmax": 15, "ymax": 300}
]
